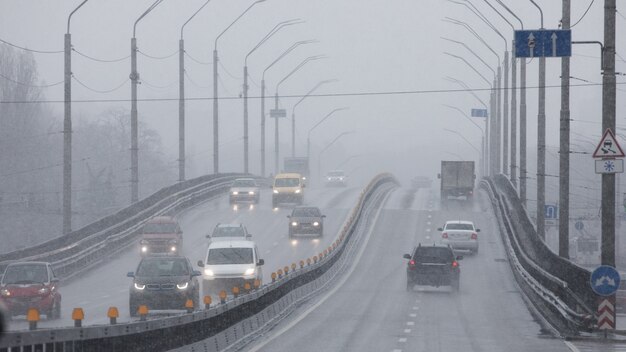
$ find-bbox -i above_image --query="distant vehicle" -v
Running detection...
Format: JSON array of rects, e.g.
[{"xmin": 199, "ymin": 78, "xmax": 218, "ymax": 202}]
[
  {"xmin": 403, "ymin": 244, "xmax": 462, "ymax": 292},
  {"xmin": 197, "ymin": 240, "xmax": 264, "ymax": 295},
  {"xmin": 229, "ymin": 178, "xmax": 260, "ymax": 204},
  {"xmin": 411, "ymin": 176, "xmax": 432, "ymax": 189},
  {"xmin": 0, "ymin": 262, "xmax": 62, "ymax": 319},
  {"xmin": 325, "ymin": 170, "xmax": 347, "ymax": 187},
  {"xmin": 438, "ymin": 161, "xmax": 476, "ymax": 203},
  {"xmin": 139, "ymin": 216, "xmax": 183, "ymax": 257},
  {"xmin": 288, "ymin": 206, "xmax": 325, "ymax": 238},
  {"xmin": 127, "ymin": 256, "xmax": 200, "ymax": 317},
  {"xmin": 438, "ymin": 220, "xmax": 480, "ymax": 255},
  {"xmin": 272, "ymin": 173, "xmax": 305, "ymax": 208},
  {"xmin": 207, "ymin": 223, "xmax": 252, "ymax": 242},
  {"xmin": 283, "ymin": 157, "xmax": 309, "ymax": 184}
]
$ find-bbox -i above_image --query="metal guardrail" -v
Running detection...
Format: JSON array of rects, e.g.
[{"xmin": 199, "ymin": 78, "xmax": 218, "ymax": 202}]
[
  {"xmin": 0, "ymin": 174, "xmax": 398, "ymax": 351},
  {"xmin": 0, "ymin": 173, "xmax": 255, "ymax": 279},
  {"xmin": 481, "ymin": 177, "xmax": 594, "ymax": 335}
]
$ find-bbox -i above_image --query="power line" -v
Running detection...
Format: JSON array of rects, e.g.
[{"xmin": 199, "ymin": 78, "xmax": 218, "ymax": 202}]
[
  {"xmin": 142, "ymin": 78, "xmax": 177, "ymax": 89},
  {"xmin": 72, "ymin": 48, "xmax": 130, "ymax": 63},
  {"xmin": 73, "ymin": 75, "xmax": 129, "ymax": 94},
  {"xmin": 138, "ymin": 49, "xmax": 178, "ymax": 60},
  {"xmin": 0, "ymin": 157, "xmax": 90, "ymax": 178},
  {"xmin": 0, "ymin": 37, "xmax": 63, "ymax": 54},
  {"xmin": 570, "ymin": 0, "xmax": 595, "ymax": 28},
  {"xmin": 184, "ymin": 71, "xmax": 210, "ymax": 89},
  {"xmin": 184, "ymin": 51, "xmax": 211, "ymax": 65},
  {"xmin": 219, "ymin": 61, "xmax": 242, "ymax": 80},
  {"xmin": 0, "ymin": 72, "xmax": 63, "ymax": 88},
  {"xmin": 1, "ymin": 81, "xmax": 625, "ymax": 105}
]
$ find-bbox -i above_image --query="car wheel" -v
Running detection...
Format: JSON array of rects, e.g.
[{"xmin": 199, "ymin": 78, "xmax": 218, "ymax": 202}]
[
  {"xmin": 54, "ymin": 300, "xmax": 61, "ymax": 319},
  {"xmin": 451, "ymin": 278, "xmax": 460, "ymax": 292},
  {"xmin": 47, "ymin": 300, "xmax": 60, "ymax": 320},
  {"xmin": 406, "ymin": 280, "xmax": 413, "ymax": 291},
  {"xmin": 129, "ymin": 300, "xmax": 139, "ymax": 318},
  {"xmin": 473, "ymin": 247, "xmax": 479, "ymax": 255}
]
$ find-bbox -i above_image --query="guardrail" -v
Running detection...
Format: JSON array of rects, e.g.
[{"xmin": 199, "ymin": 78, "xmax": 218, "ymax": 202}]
[
  {"xmin": 481, "ymin": 176, "xmax": 595, "ymax": 335},
  {"xmin": 0, "ymin": 173, "xmax": 257, "ymax": 279},
  {"xmin": 0, "ymin": 174, "xmax": 397, "ymax": 351}
]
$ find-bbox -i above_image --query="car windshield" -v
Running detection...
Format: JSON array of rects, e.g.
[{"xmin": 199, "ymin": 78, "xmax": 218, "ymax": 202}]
[
  {"xmin": 292, "ymin": 208, "xmax": 321, "ymax": 217},
  {"xmin": 136, "ymin": 258, "xmax": 188, "ymax": 277},
  {"xmin": 413, "ymin": 248, "xmax": 452, "ymax": 264},
  {"xmin": 328, "ymin": 171, "xmax": 344, "ymax": 177},
  {"xmin": 445, "ymin": 223, "xmax": 474, "ymax": 231},
  {"xmin": 232, "ymin": 179, "xmax": 257, "ymax": 187},
  {"xmin": 2, "ymin": 264, "xmax": 48, "ymax": 284},
  {"xmin": 143, "ymin": 222, "xmax": 178, "ymax": 234},
  {"xmin": 274, "ymin": 178, "xmax": 300, "ymax": 187},
  {"xmin": 207, "ymin": 248, "xmax": 253, "ymax": 265},
  {"xmin": 212, "ymin": 226, "xmax": 245, "ymax": 237}
]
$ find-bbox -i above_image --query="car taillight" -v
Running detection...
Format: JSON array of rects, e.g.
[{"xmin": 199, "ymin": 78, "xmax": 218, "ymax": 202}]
[
  {"xmin": 452, "ymin": 261, "xmax": 458, "ymax": 268},
  {"xmin": 408, "ymin": 259, "xmax": 416, "ymax": 270},
  {"xmin": 442, "ymin": 232, "xmax": 448, "ymax": 239},
  {"xmin": 471, "ymin": 233, "xmax": 478, "ymax": 240}
]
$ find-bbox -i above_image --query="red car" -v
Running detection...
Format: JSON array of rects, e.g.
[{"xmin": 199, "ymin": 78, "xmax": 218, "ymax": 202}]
[{"xmin": 0, "ymin": 262, "xmax": 62, "ymax": 319}]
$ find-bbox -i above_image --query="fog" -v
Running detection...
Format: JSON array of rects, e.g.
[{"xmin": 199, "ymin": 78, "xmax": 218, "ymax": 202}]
[{"xmin": 0, "ymin": 1, "xmax": 622, "ymax": 244}]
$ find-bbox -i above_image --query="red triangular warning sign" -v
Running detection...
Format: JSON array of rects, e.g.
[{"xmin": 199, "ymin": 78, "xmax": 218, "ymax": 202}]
[{"xmin": 593, "ymin": 129, "xmax": 625, "ymax": 158}]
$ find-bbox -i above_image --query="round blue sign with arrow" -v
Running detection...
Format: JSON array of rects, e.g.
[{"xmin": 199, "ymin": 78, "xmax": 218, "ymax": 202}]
[
  {"xmin": 575, "ymin": 221, "xmax": 584, "ymax": 231},
  {"xmin": 590, "ymin": 265, "xmax": 621, "ymax": 296}
]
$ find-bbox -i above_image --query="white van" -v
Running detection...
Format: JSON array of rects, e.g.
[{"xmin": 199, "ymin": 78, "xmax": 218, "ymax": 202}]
[{"xmin": 197, "ymin": 240, "xmax": 264, "ymax": 295}]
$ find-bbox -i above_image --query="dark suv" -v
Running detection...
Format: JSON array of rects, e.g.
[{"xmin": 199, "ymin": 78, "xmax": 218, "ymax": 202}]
[
  {"xmin": 127, "ymin": 256, "xmax": 200, "ymax": 316},
  {"xmin": 288, "ymin": 206, "xmax": 325, "ymax": 238},
  {"xmin": 403, "ymin": 244, "xmax": 462, "ymax": 292}
]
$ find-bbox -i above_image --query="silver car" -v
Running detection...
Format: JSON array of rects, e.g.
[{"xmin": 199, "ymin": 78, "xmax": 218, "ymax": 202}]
[
  {"xmin": 229, "ymin": 178, "xmax": 260, "ymax": 204},
  {"xmin": 438, "ymin": 220, "xmax": 480, "ymax": 254}
]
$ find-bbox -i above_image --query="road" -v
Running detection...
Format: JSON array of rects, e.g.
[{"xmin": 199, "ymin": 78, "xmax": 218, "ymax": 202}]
[
  {"xmin": 7, "ymin": 183, "xmax": 363, "ymax": 330},
  {"xmin": 243, "ymin": 186, "xmax": 574, "ymax": 352}
]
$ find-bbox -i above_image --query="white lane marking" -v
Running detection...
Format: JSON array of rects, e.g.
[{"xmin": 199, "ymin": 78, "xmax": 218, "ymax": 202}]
[
  {"xmin": 406, "ymin": 321, "xmax": 415, "ymax": 326},
  {"xmin": 273, "ymin": 242, "xmax": 278, "ymax": 247},
  {"xmin": 404, "ymin": 329, "xmax": 411, "ymax": 333},
  {"xmin": 426, "ymin": 228, "xmax": 431, "ymax": 232},
  {"xmin": 427, "ymin": 214, "xmax": 432, "ymax": 219},
  {"xmin": 392, "ymin": 349, "xmax": 402, "ymax": 352},
  {"xmin": 409, "ymin": 313, "xmax": 417, "ymax": 317},
  {"xmin": 563, "ymin": 341, "xmax": 581, "ymax": 352},
  {"xmin": 247, "ymin": 191, "xmax": 389, "ymax": 352},
  {"xmin": 426, "ymin": 221, "xmax": 431, "ymax": 225},
  {"xmin": 398, "ymin": 338, "xmax": 407, "ymax": 343},
  {"xmin": 425, "ymin": 236, "xmax": 430, "ymax": 240},
  {"xmin": 412, "ymin": 306, "xmax": 419, "ymax": 310}
]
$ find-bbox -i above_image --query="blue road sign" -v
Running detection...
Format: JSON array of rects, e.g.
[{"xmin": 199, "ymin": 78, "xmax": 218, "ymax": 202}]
[
  {"xmin": 544, "ymin": 204, "xmax": 558, "ymax": 219},
  {"xmin": 514, "ymin": 29, "xmax": 571, "ymax": 58},
  {"xmin": 471, "ymin": 109, "xmax": 488, "ymax": 118},
  {"xmin": 591, "ymin": 266, "xmax": 621, "ymax": 296},
  {"xmin": 575, "ymin": 221, "xmax": 584, "ymax": 231}
]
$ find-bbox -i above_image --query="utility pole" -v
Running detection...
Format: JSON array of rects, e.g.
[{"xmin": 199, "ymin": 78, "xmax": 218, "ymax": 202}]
[
  {"xmin": 243, "ymin": 65, "xmax": 249, "ymax": 173},
  {"xmin": 601, "ymin": 0, "xmax": 616, "ymax": 267},
  {"xmin": 212, "ymin": 48, "xmax": 219, "ymax": 174},
  {"xmin": 496, "ymin": 66, "xmax": 502, "ymax": 173},
  {"xmin": 130, "ymin": 37, "xmax": 139, "ymax": 203},
  {"xmin": 274, "ymin": 92, "xmax": 279, "ymax": 174},
  {"xmin": 559, "ymin": 0, "xmax": 571, "ymax": 258},
  {"xmin": 503, "ymin": 51, "xmax": 509, "ymax": 176},
  {"xmin": 261, "ymin": 79, "xmax": 266, "ymax": 176},
  {"xmin": 520, "ymin": 57, "xmax": 527, "ymax": 206},
  {"xmin": 510, "ymin": 42, "xmax": 517, "ymax": 187},
  {"xmin": 178, "ymin": 39, "xmax": 185, "ymax": 181}
]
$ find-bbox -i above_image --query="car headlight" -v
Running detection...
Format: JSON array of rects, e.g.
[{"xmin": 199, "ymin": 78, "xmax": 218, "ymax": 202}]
[
  {"xmin": 140, "ymin": 239, "xmax": 149, "ymax": 245},
  {"xmin": 273, "ymin": 189, "xmax": 279, "ymax": 194},
  {"xmin": 339, "ymin": 177, "xmax": 344, "ymax": 180},
  {"xmin": 232, "ymin": 191, "xmax": 239, "ymax": 195},
  {"xmin": 295, "ymin": 189, "xmax": 301, "ymax": 194},
  {"xmin": 170, "ymin": 246, "xmax": 177, "ymax": 252},
  {"xmin": 204, "ymin": 269, "xmax": 214, "ymax": 276},
  {"xmin": 0, "ymin": 288, "xmax": 11, "ymax": 297},
  {"xmin": 313, "ymin": 221, "xmax": 320, "ymax": 227},
  {"xmin": 134, "ymin": 283, "xmax": 146, "ymax": 290},
  {"xmin": 141, "ymin": 246, "xmax": 148, "ymax": 253},
  {"xmin": 302, "ymin": 177, "xmax": 307, "ymax": 180},
  {"xmin": 176, "ymin": 282, "xmax": 189, "ymax": 290},
  {"xmin": 244, "ymin": 268, "xmax": 255, "ymax": 276},
  {"xmin": 38, "ymin": 287, "xmax": 50, "ymax": 295},
  {"xmin": 248, "ymin": 191, "xmax": 255, "ymax": 195},
  {"xmin": 291, "ymin": 221, "xmax": 298, "ymax": 227},
  {"xmin": 327, "ymin": 177, "xmax": 332, "ymax": 180}
]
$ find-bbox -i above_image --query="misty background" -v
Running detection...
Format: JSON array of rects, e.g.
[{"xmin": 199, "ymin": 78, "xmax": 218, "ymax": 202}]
[{"xmin": 0, "ymin": 0, "xmax": 623, "ymax": 253}]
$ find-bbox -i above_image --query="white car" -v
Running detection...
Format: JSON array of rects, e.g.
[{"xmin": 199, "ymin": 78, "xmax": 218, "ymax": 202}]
[
  {"xmin": 229, "ymin": 178, "xmax": 260, "ymax": 204},
  {"xmin": 325, "ymin": 170, "xmax": 347, "ymax": 187},
  {"xmin": 197, "ymin": 240, "xmax": 264, "ymax": 295},
  {"xmin": 438, "ymin": 220, "xmax": 480, "ymax": 254}
]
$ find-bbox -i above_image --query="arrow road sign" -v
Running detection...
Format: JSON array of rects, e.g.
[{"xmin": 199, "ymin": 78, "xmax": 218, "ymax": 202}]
[
  {"xmin": 593, "ymin": 129, "xmax": 625, "ymax": 158},
  {"xmin": 598, "ymin": 298, "xmax": 616, "ymax": 330},
  {"xmin": 575, "ymin": 221, "xmax": 584, "ymax": 231},
  {"xmin": 544, "ymin": 204, "xmax": 558, "ymax": 219},
  {"xmin": 590, "ymin": 265, "xmax": 621, "ymax": 296},
  {"xmin": 514, "ymin": 29, "xmax": 571, "ymax": 58}
]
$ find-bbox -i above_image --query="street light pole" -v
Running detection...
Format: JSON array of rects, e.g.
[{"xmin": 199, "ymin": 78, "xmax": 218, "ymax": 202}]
[
  {"xmin": 559, "ymin": 0, "xmax": 571, "ymax": 258},
  {"xmin": 244, "ymin": 19, "xmax": 302, "ymax": 174},
  {"xmin": 443, "ymin": 105, "xmax": 485, "ymax": 179},
  {"xmin": 179, "ymin": 0, "xmax": 211, "ymax": 182},
  {"xmin": 261, "ymin": 40, "xmax": 316, "ymax": 176},
  {"xmin": 318, "ymin": 131, "xmax": 354, "ymax": 181},
  {"xmin": 213, "ymin": 0, "xmax": 265, "ymax": 174},
  {"xmin": 64, "ymin": 0, "xmax": 89, "ymax": 234},
  {"xmin": 274, "ymin": 55, "xmax": 326, "ymax": 174},
  {"xmin": 307, "ymin": 107, "xmax": 349, "ymax": 164},
  {"xmin": 131, "ymin": 0, "xmax": 165, "ymax": 204},
  {"xmin": 291, "ymin": 79, "xmax": 337, "ymax": 156}
]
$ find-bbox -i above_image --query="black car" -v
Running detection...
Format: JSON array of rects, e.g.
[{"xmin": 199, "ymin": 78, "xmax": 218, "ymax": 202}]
[
  {"xmin": 403, "ymin": 244, "xmax": 462, "ymax": 292},
  {"xmin": 127, "ymin": 256, "xmax": 200, "ymax": 316},
  {"xmin": 288, "ymin": 206, "xmax": 325, "ymax": 238}
]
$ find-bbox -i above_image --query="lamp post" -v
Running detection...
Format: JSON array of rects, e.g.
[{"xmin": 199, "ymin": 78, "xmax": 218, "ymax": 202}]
[
  {"xmin": 444, "ymin": 129, "xmax": 481, "ymax": 160},
  {"xmin": 307, "ymin": 107, "xmax": 349, "ymax": 163},
  {"xmin": 179, "ymin": 0, "xmax": 211, "ymax": 182},
  {"xmin": 273, "ymin": 55, "xmax": 326, "ymax": 174},
  {"xmin": 318, "ymin": 131, "xmax": 355, "ymax": 181},
  {"xmin": 291, "ymin": 79, "xmax": 337, "ymax": 156},
  {"xmin": 243, "ymin": 19, "xmax": 303, "ymax": 174},
  {"xmin": 443, "ymin": 105, "xmax": 485, "ymax": 179},
  {"xmin": 213, "ymin": 0, "xmax": 266, "ymax": 174},
  {"xmin": 63, "ymin": 0, "xmax": 89, "ymax": 233},
  {"xmin": 131, "ymin": 0, "xmax": 166, "ymax": 203},
  {"xmin": 261, "ymin": 40, "xmax": 316, "ymax": 176}
]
